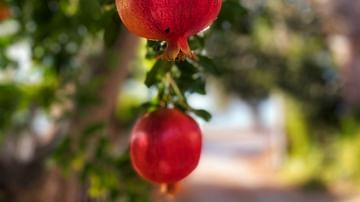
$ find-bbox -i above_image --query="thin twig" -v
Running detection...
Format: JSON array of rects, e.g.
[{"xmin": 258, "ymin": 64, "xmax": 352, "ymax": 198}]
[{"xmin": 166, "ymin": 72, "xmax": 190, "ymax": 109}]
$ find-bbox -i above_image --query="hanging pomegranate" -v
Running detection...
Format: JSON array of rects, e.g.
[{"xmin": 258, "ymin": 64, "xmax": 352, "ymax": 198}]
[
  {"xmin": 116, "ymin": 0, "xmax": 222, "ymax": 60},
  {"xmin": 0, "ymin": 4, "xmax": 10, "ymax": 21},
  {"xmin": 130, "ymin": 108, "xmax": 202, "ymax": 186}
]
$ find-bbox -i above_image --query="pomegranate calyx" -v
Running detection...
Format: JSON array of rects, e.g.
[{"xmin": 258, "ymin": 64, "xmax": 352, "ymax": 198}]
[{"xmin": 158, "ymin": 38, "xmax": 197, "ymax": 61}]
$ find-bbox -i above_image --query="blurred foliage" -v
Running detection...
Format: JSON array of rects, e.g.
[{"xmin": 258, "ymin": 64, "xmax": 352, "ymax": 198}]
[
  {"xmin": 205, "ymin": 0, "xmax": 359, "ymax": 188},
  {"xmin": 209, "ymin": 0, "xmax": 341, "ymax": 126},
  {"xmin": 1, "ymin": 0, "xmax": 360, "ymax": 200},
  {"xmin": 1, "ymin": 0, "xmax": 151, "ymax": 200},
  {"xmin": 52, "ymin": 125, "xmax": 150, "ymax": 201}
]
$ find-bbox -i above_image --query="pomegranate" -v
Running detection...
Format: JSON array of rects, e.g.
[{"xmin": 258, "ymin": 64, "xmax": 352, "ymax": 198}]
[
  {"xmin": 116, "ymin": 0, "xmax": 222, "ymax": 60},
  {"xmin": 130, "ymin": 108, "xmax": 202, "ymax": 185},
  {"xmin": 0, "ymin": 5, "xmax": 10, "ymax": 21}
]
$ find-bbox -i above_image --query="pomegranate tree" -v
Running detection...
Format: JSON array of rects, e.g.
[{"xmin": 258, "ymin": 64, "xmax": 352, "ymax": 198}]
[
  {"xmin": 116, "ymin": 0, "xmax": 222, "ymax": 60},
  {"xmin": 130, "ymin": 108, "xmax": 202, "ymax": 186}
]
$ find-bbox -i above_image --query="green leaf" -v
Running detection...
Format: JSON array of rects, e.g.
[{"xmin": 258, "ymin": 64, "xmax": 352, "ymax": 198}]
[
  {"xmin": 173, "ymin": 103, "xmax": 188, "ymax": 112},
  {"xmin": 175, "ymin": 60, "xmax": 206, "ymax": 94},
  {"xmin": 177, "ymin": 76, "xmax": 206, "ymax": 95},
  {"xmin": 146, "ymin": 40, "xmax": 163, "ymax": 50},
  {"xmin": 192, "ymin": 109, "xmax": 212, "ymax": 122},
  {"xmin": 196, "ymin": 55, "xmax": 221, "ymax": 75},
  {"xmin": 175, "ymin": 60, "xmax": 199, "ymax": 75},
  {"xmin": 146, "ymin": 40, "xmax": 165, "ymax": 58},
  {"xmin": 144, "ymin": 60, "xmax": 172, "ymax": 87}
]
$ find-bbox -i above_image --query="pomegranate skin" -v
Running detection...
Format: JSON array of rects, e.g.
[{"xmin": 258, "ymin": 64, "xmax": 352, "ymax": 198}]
[
  {"xmin": 130, "ymin": 108, "xmax": 202, "ymax": 184},
  {"xmin": 0, "ymin": 5, "xmax": 10, "ymax": 21},
  {"xmin": 116, "ymin": 0, "xmax": 222, "ymax": 60}
]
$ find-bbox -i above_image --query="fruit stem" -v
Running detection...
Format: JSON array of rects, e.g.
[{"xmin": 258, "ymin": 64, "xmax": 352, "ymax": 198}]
[
  {"xmin": 159, "ymin": 78, "xmax": 170, "ymax": 107},
  {"xmin": 166, "ymin": 72, "xmax": 190, "ymax": 109}
]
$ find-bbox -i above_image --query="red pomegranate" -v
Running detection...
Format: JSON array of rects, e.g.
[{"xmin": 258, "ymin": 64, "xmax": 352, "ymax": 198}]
[
  {"xmin": 130, "ymin": 108, "xmax": 202, "ymax": 184},
  {"xmin": 116, "ymin": 0, "xmax": 222, "ymax": 60},
  {"xmin": 0, "ymin": 5, "xmax": 10, "ymax": 21}
]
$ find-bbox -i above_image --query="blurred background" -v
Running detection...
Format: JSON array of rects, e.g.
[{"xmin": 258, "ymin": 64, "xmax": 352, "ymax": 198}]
[{"xmin": 1, "ymin": 0, "xmax": 360, "ymax": 201}]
